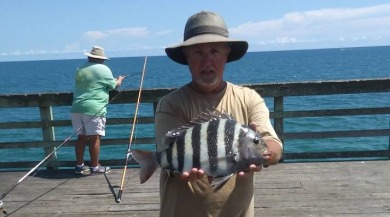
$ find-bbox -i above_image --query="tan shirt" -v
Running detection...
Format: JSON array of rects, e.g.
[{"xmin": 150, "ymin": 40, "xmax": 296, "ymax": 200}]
[{"xmin": 155, "ymin": 82, "xmax": 282, "ymax": 217}]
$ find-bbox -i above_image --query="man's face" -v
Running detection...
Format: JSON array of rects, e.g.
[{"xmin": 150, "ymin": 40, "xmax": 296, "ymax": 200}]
[{"xmin": 183, "ymin": 42, "xmax": 231, "ymax": 92}]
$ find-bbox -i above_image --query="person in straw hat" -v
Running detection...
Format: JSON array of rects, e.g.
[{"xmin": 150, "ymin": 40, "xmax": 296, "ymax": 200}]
[
  {"xmin": 154, "ymin": 11, "xmax": 283, "ymax": 217},
  {"xmin": 71, "ymin": 46, "xmax": 125, "ymax": 175}
]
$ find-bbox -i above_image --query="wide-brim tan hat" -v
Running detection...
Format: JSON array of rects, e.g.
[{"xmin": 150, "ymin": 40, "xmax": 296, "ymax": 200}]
[
  {"xmin": 165, "ymin": 11, "xmax": 248, "ymax": 65},
  {"xmin": 84, "ymin": 46, "xmax": 110, "ymax": 60}
]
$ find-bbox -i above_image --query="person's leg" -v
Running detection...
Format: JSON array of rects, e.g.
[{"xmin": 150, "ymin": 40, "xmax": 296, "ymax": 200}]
[
  {"xmin": 86, "ymin": 115, "xmax": 110, "ymax": 173},
  {"xmin": 88, "ymin": 135, "xmax": 111, "ymax": 173},
  {"xmin": 71, "ymin": 113, "xmax": 89, "ymax": 167},
  {"xmin": 74, "ymin": 134, "xmax": 90, "ymax": 174},
  {"xmin": 88, "ymin": 135, "xmax": 101, "ymax": 167},
  {"xmin": 75, "ymin": 135, "xmax": 88, "ymax": 165}
]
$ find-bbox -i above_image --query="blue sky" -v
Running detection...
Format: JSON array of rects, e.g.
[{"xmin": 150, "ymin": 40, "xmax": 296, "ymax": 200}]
[{"xmin": 1, "ymin": 0, "xmax": 390, "ymax": 61}]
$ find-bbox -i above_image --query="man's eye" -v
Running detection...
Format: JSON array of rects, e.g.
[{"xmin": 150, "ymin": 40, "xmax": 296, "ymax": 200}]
[{"xmin": 211, "ymin": 49, "xmax": 219, "ymax": 54}]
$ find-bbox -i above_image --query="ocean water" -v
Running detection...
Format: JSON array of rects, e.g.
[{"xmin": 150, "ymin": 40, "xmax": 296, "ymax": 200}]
[{"xmin": 0, "ymin": 46, "xmax": 389, "ymax": 163}]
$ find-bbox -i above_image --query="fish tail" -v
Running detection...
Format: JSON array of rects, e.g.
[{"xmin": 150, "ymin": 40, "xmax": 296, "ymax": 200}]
[{"xmin": 131, "ymin": 150, "xmax": 159, "ymax": 183}]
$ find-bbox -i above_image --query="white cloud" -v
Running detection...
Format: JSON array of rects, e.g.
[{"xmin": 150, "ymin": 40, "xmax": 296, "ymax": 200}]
[
  {"xmin": 83, "ymin": 27, "xmax": 151, "ymax": 41},
  {"xmin": 64, "ymin": 43, "xmax": 80, "ymax": 52},
  {"xmin": 155, "ymin": 30, "xmax": 173, "ymax": 37},
  {"xmin": 230, "ymin": 3, "xmax": 390, "ymax": 49},
  {"xmin": 0, "ymin": 49, "xmax": 74, "ymax": 58},
  {"xmin": 275, "ymin": 37, "xmax": 298, "ymax": 44},
  {"xmin": 72, "ymin": 27, "xmax": 172, "ymax": 55}
]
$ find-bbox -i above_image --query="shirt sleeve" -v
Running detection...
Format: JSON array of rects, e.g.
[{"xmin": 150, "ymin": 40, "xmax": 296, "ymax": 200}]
[
  {"xmin": 100, "ymin": 65, "xmax": 117, "ymax": 90},
  {"xmin": 154, "ymin": 95, "xmax": 186, "ymax": 152}
]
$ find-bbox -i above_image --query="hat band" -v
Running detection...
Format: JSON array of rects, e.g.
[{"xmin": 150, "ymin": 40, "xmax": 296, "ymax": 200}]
[{"xmin": 184, "ymin": 26, "xmax": 229, "ymax": 41}]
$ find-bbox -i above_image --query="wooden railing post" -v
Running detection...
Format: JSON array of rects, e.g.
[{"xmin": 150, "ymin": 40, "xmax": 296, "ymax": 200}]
[
  {"xmin": 153, "ymin": 101, "xmax": 158, "ymax": 114},
  {"xmin": 152, "ymin": 101, "xmax": 159, "ymax": 150},
  {"xmin": 273, "ymin": 96, "xmax": 284, "ymax": 160},
  {"xmin": 39, "ymin": 105, "xmax": 57, "ymax": 170}
]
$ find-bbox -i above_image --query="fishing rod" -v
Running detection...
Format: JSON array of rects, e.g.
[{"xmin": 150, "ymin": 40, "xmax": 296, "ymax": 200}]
[
  {"xmin": 116, "ymin": 56, "xmax": 147, "ymax": 203},
  {"xmin": 120, "ymin": 73, "xmax": 140, "ymax": 79},
  {"xmin": 0, "ymin": 70, "xmax": 134, "ymax": 213}
]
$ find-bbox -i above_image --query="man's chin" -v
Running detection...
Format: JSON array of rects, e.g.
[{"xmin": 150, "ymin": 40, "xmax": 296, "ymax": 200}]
[{"xmin": 198, "ymin": 81, "xmax": 218, "ymax": 87}]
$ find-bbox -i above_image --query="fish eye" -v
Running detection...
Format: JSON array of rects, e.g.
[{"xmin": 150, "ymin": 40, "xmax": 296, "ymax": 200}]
[{"xmin": 253, "ymin": 137, "xmax": 260, "ymax": 145}]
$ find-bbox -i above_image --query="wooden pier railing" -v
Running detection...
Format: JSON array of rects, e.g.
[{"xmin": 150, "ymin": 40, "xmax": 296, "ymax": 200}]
[{"xmin": 0, "ymin": 78, "xmax": 389, "ymax": 169}]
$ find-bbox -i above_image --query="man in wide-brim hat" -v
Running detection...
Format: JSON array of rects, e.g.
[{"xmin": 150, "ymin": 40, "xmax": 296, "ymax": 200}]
[
  {"xmin": 152, "ymin": 11, "xmax": 283, "ymax": 217},
  {"xmin": 84, "ymin": 46, "xmax": 110, "ymax": 60},
  {"xmin": 165, "ymin": 11, "xmax": 248, "ymax": 65},
  {"xmin": 71, "ymin": 46, "xmax": 125, "ymax": 175}
]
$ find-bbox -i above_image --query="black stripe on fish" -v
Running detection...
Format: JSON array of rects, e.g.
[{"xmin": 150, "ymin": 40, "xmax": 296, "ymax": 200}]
[
  {"xmin": 165, "ymin": 144, "xmax": 174, "ymax": 172},
  {"xmin": 176, "ymin": 130, "xmax": 186, "ymax": 172},
  {"xmin": 224, "ymin": 119, "xmax": 236, "ymax": 156},
  {"xmin": 238, "ymin": 125, "xmax": 248, "ymax": 145},
  {"xmin": 207, "ymin": 118, "xmax": 219, "ymax": 173},
  {"xmin": 192, "ymin": 124, "xmax": 201, "ymax": 169}
]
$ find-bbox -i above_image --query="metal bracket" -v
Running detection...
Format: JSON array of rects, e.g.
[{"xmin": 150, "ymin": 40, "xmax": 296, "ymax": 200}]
[{"xmin": 0, "ymin": 200, "xmax": 7, "ymax": 214}]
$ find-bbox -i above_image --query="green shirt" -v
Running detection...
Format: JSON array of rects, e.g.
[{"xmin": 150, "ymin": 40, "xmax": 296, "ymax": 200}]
[{"xmin": 71, "ymin": 62, "xmax": 116, "ymax": 116}]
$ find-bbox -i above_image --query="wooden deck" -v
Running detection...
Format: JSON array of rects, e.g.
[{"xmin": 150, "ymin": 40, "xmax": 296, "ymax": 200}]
[{"xmin": 1, "ymin": 160, "xmax": 390, "ymax": 216}]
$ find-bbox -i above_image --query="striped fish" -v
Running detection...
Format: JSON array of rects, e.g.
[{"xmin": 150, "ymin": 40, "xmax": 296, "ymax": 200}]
[{"xmin": 131, "ymin": 110, "xmax": 268, "ymax": 186}]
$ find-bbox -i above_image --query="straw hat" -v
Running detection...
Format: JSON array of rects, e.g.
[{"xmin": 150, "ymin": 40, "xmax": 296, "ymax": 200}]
[
  {"xmin": 165, "ymin": 11, "xmax": 248, "ymax": 65},
  {"xmin": 84, "ymin": 46, "xmax": 110, "ymax": 60}
]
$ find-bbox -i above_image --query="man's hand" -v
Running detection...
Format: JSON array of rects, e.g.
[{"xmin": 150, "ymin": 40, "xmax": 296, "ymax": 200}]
[
  {"xmin": 262, "ymin": 139, "xmax": 282, "ymax": 166},
  {"xmin": 180, "ymin": 168, "xmax": 205, "ymax": 182},
  {"xmin": 115, "ymin": 75, "xmax": 126, "ymax": 88},
  {"xmin": 237, "ymin": 164, "xmax": 262, "ymax": 177}
]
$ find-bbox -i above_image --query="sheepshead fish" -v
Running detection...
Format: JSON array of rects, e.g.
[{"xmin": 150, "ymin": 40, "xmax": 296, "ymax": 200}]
[{"xmin": 131, "ymin": 110, "xmax": 268, "ymax": 186}]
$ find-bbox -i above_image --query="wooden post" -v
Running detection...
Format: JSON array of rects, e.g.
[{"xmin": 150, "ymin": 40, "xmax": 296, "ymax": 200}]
[
  {"xmin": 39, "ymin": 106, "xmax": 57, "ymax": 170},
  {"xmin": 152, "ymin": 101, "xmax": 158, "ymax": 114},
  {"xmin": 152, "ymin": 101, "xmax": 158, "ymax": 150},
  {"xmin": 273, "ymin": 96, "xmax": 284, "ymax": 161}
]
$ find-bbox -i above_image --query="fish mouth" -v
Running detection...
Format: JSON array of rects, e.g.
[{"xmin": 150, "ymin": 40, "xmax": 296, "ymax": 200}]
[
  {"xmin": 240, "ymin": 147, "xmax": 265, "ymax": 165},
  {"xmin": 245, "ymin": 158, "xmax": 264, "ymax": 166}
]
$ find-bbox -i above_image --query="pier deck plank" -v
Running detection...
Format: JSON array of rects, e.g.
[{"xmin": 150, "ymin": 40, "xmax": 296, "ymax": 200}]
[{"xmin": 1, "ymin": 160, "xmax": 390, "ymax": 217}]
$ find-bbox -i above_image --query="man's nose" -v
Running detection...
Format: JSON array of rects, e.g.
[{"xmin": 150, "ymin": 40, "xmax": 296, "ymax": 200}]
[{"xmin": 201, "ymin": 52, "xmax": 214, "ymax": 62}]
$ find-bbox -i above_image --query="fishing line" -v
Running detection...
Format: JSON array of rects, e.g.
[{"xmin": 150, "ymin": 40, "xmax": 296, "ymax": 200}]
[
  {"xmin": 0, "ymin": 69, "xmax": 139, "ymax": 212},
  {"xmin": 116, "ymin": 56, "xmax": 147, "ymax": 203}
]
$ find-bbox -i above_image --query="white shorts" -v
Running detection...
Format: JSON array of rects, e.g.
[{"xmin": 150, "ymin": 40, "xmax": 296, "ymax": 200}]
[{"xmin": 71, "ymin": 113, "xmax": 106, "ymax": 136}]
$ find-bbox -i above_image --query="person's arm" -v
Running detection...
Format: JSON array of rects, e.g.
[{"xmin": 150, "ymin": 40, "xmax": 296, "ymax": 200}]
[
  {"xmin": 234, "ymin": 89, "xmax": 283, "ymax": 176},
  {"xmin": 248, "ymin": 89, "xmax": 283, "ymax": 165}
]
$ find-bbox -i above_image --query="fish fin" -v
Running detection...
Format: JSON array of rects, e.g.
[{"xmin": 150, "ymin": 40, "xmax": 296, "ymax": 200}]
[
  {"xmin": 206, "ymin": 107, "xmax": 235, "ymax": 120},
  {"xmin": 162, "ymin": 108, "xmax": 235, "ymax": 147},
  {"xmin": 131, "ymin": 149, "xmax": 159, "ymax": 184},
  {"xmin": 160, "ymin": 134, "xmax": 175, "ymax": 152},
  {"xmin": 160, "ymin": 127, "xmax": 189, "ymax": 152},
  {"xmin": 211, "ymin": 174, "xmax": 234, "ymax": 187},
  {"xmin": 163, "ymin": 127, "xmax": 188, "ymax": 139},
  {"xmin": 190, "ymin": 107, "xmax": 235, "ymax": 125}
]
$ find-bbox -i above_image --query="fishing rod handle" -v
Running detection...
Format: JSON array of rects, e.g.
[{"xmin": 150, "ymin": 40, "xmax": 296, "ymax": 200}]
[{"xmin": 116, "ymin": 190, "xmax": 122, "ymax": 203}]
